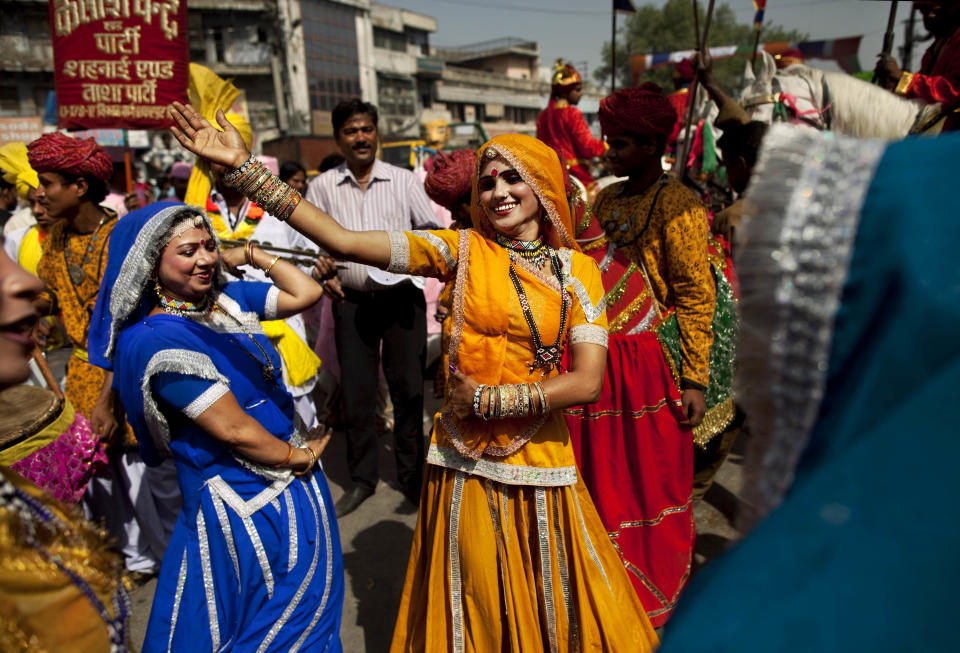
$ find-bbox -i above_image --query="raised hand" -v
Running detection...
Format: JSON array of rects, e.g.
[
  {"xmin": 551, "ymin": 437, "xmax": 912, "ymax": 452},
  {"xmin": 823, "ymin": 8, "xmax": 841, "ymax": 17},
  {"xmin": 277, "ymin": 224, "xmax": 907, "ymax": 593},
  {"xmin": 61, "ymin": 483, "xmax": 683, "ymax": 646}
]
[{"xmin": 168, "ymin": 101, "xmax": 250, "ymax": 170}]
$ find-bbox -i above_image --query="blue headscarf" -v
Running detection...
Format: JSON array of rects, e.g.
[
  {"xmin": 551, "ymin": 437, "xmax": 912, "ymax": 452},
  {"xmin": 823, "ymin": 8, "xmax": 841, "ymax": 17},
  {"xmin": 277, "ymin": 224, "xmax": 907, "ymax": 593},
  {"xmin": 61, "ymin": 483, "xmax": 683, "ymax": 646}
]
[{"xmin": 88, "ymin": 202, "xmax": 225, "ymax": 370}]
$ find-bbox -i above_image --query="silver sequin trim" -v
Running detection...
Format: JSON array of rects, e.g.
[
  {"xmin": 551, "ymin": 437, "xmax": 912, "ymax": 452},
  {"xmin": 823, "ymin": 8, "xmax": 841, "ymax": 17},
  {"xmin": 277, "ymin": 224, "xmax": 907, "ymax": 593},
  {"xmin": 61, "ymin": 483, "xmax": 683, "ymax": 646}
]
[
  {"xmin": 735, "ymin": 125, "xmax": 885, "ymax": 529},
  {"xmin": 284, "ymin": 489, "xmax": 298, "ymax": 572},
  {"xmin": 196, "ymin": 291, "xmax": 266, "ymax": 337},
  {"xmin": 386, "ymin": 230, "xmax": 411, "ymax": 274},
  {"xmin": 598, "ymin": 242, "xmax": 616, "ymax": 273},
  {"xmin": 569, "ymin": 324, "xmax": 609, "ymax": 348},
  {"xmin": 289, "ymin": 476, "xmax": 336, "ymax": 652},
  {"xmin": 264, "ymin": 285, "xmax": 280, "ymax": 321},
  {"xmin": 572, "ymin": 487, "xmax": 610, "ymax": 590},
  {"xmin": 182, "ymin": 381, "xmax": 230, "ymax": 420},
  {"xmin": 411, "ymin": 229, "xmax": 456, "ymax": 269},
  {"xmin": 243, "ymin": 514, "xmax": 275, "ymax": 598},
  {"xmin": 535, "ymin": 488, "xmax": 559, "ymax": 653},
  {"xmin": 103, "ymin": 205, "xmax": 224, "ymax": 361},
  {"xmin": 449, "ymin": 471, "xmax": 466, "ymax": 653},
  {"xmin": 142, "ymin": 349, "xmax": 230, "ymax": 459},
  {"xmin": 427, "ymin": 444, "xmax": 577, "ymax": 487},
  {"xmin": 501, "ymin": 490, "xmax": 510, "ymax": 547},
  {"xmin": 196, "ymin": 505, "xmax": 221, "ymax": 650},
  {"xmin": 207, "ymin": 475, "xmax": 293, "ymax": 518},
  {"xmin": 625, "ymin": 305, "xmax": 658, "ymax": 335},
  {"xmin": 210, "ymin": 493, "xmax": 241, "ymax": 584},
  {"xmin": 166, "ymin": 551, "xmax": 188, "ymax": 652},
  {"xmin": 557, "ymin": 249, "xmax": 606, "ymax": 324},
  {"xmin": 552, "ymin": 489, "xmax": 578, "ymax": 648}
]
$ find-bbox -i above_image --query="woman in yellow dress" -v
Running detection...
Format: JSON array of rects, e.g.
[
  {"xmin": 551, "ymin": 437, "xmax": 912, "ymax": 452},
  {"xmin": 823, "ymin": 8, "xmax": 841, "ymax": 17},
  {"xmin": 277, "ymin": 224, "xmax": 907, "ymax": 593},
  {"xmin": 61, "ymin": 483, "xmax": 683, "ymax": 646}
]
[{"xmin": 168, "ymin": 101, "xmax": 658, "ymax": 652}]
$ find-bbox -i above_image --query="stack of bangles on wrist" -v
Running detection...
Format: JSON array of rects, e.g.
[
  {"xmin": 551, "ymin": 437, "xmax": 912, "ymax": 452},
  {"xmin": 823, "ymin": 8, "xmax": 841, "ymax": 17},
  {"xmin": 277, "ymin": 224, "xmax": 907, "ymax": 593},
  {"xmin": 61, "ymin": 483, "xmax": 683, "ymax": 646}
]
[
  {"xmin": 271, "ymin": 441, "xmax": 317, "ymax": 476},
  {"xmin": 472, "ymin": 382, "xmax": 549, "ymax": 420},
  {"xmin": 243, "ymin": 241, "xmax": 281, "ymax": 276},
  {"xmin": 223, "ymin": 154, "xmax": 302, "ymax": 222}
]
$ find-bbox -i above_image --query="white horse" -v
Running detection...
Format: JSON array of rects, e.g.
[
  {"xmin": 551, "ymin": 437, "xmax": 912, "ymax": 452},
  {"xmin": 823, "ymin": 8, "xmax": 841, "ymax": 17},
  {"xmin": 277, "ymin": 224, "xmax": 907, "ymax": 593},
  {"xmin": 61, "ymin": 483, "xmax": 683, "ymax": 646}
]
[{"xmin": 739, "ymin": 51, "xmax": 945, "ymax": 139}]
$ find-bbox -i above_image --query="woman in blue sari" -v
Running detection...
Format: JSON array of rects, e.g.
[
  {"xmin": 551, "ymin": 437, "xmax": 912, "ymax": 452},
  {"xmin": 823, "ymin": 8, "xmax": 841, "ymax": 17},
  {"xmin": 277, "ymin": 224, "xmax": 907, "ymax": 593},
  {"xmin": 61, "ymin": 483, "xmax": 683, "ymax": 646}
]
[{"xmin": 88, "ymin": 202, "xmax": 344, "ymax": 651}]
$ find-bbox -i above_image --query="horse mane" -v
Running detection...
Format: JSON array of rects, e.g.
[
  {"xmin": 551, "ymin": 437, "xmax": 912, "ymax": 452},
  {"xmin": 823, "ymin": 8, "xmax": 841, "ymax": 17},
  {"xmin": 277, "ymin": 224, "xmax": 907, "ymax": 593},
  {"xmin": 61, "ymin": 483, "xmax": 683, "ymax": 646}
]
[{"xmin": 782, "ymin": 65, "xmax": 928, "ymax": 139}]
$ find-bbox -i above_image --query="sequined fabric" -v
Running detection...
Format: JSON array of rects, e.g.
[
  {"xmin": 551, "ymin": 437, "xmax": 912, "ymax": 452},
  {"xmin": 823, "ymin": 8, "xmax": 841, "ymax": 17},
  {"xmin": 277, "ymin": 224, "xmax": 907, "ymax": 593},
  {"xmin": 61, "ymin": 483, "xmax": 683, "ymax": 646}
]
[{"xmin": 593, "ymin": 178, "xmax": 715, "ymax": 387}]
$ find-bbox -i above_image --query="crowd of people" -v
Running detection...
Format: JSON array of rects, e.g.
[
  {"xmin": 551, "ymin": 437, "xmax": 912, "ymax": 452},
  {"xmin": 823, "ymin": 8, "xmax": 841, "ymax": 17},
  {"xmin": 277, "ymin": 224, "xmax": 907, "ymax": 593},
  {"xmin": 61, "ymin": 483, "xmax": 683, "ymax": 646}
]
[{"xmin": 0, "ymin": 2, "xmax": 957, "ymax": 650}]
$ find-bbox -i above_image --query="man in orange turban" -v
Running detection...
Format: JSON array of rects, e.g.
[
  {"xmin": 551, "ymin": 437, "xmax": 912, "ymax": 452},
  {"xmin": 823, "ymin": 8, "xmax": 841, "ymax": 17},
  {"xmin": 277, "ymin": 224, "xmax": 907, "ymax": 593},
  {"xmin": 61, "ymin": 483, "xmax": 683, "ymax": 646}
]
[{"xmin": 537, "ymin": 59, "xmax": 606, "ymax": 187}]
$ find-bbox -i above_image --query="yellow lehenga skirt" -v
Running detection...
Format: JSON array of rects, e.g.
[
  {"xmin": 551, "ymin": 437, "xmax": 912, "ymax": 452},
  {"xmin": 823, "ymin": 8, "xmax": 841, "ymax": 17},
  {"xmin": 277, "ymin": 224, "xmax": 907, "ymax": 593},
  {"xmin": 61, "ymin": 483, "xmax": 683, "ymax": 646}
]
[{"xmin": 390, "ymin": 464, "xmax": 659, "ymax": 652}]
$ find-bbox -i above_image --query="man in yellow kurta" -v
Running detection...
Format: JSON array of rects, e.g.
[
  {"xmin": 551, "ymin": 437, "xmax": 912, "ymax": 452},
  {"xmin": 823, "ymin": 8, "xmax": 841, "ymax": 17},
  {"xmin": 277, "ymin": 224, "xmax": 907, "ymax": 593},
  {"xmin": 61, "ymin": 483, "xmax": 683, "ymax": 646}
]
[{"xmin": 594, "ymin": 84, "xmax": 716, "ymax": 426}]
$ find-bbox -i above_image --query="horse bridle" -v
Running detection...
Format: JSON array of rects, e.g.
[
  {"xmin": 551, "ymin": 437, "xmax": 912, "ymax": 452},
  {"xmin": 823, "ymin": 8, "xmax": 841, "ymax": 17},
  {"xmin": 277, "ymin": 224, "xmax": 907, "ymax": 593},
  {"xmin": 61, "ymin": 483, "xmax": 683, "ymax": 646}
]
[{"xmin": 742, "ymin": 76, "xmax": 834, "ymax": 131}]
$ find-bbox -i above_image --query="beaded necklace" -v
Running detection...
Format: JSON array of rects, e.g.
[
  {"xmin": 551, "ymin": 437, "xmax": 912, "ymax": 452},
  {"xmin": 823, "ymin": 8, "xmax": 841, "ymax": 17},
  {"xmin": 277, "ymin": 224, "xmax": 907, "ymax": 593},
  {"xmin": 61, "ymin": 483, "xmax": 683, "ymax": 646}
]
[
  {"xmin": 0, "ymin": 474, "xmax": 131, "ymax": 651},
  {"xmin": 495, "ymin": 232, "xmax": 550, "ymax": 269},
  {"xmin": 154, "ymin": 286, "xmax": 278, "ymax": 384},
  {"xmin": 155, "ymin": 284, "xmax": 211, "ymax": 317},
  {"xmin": 500, "ymin": 247, "xmax": 569, "ymax": 374},
  {"xmin": 63, "ymin": 212, "xmax": 110, "ymax": 286}
]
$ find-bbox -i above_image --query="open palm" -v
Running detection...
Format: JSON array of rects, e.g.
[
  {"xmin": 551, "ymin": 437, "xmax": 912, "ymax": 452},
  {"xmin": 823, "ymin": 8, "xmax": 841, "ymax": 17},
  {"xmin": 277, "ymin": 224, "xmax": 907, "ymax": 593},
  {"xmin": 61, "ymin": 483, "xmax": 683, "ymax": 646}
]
[{"xmin": 168, "ymin": 101, "xmax": 250, "ymax": 170}]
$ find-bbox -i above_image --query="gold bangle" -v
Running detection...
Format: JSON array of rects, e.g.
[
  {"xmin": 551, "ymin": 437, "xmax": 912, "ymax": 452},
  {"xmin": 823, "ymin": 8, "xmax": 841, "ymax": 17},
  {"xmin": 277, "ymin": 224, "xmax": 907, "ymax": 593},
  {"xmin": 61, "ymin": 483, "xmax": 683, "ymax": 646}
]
[
  {"xmin": 272, "ymin": 441, "xmax": 294, "ymax": 467},
  {"xmin": 263, "ymin": 254, "xmax": 281, "ymax": 276}
]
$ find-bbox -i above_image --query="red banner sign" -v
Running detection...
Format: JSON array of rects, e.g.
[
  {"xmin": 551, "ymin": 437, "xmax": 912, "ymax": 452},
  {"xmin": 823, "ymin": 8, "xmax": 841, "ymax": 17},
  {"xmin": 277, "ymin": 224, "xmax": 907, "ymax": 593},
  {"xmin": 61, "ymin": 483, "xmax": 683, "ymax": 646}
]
[{"xmin": 49, "ymin": 0, "xmax": 189, "ymax": 130}]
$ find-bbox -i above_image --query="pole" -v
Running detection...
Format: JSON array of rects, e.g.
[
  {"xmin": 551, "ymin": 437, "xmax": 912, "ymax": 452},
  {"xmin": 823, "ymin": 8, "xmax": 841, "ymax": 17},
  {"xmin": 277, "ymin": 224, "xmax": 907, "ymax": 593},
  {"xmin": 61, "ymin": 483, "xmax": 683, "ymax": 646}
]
[
  {"xmin": 611, "ymin": 7, "xmax": 617, "ymax": 92},
  {"xmin": 678, "ymin": 0, "xmax": 715, "ymax": 177},
  {"xmin": 872, "ymin": 1, "xmax": 899, "ymax": 84},
  {"xmin": 903, "ymin": 4, "xmax": 916, "ymax": 72},
  {"xmin": 751, "ymin": 28, "xmax": 762, "ymax": 66}
]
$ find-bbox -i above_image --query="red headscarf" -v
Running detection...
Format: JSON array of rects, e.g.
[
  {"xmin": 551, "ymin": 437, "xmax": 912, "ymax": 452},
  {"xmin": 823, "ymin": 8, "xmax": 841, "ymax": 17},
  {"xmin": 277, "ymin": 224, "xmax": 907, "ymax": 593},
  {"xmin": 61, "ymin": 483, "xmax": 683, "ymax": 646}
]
[
  {"xmin": 424, "ymin": 149, "xmax": 475, "ymax": 210},
  {"xmin": 598, "ymin": 83, "xmax": 677, "ymax": 139},
  {"xmin": 674, "ymin": 57, "xmax": 696, "ymax": 83},
  {"xmin": 27, "ymin": 132, "xmax": 112, "ymax": 182}
]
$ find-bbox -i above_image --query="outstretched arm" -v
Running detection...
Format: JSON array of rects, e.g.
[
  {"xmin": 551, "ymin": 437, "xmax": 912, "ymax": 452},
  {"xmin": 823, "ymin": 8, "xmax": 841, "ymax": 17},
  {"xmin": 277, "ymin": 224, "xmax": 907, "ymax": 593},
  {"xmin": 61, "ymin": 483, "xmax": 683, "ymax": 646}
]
[{"xmin": 168, "ymin": 102, "xmax": 391, "ymax": 268}]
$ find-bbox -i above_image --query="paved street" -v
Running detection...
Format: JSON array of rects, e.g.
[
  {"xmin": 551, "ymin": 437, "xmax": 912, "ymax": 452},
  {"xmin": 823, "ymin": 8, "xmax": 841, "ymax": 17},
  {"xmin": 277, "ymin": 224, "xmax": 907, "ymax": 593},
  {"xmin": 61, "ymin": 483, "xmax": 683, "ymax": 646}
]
[{"xmin": 127, "ymin": 379, "xmax": 745, "ymax": 651}]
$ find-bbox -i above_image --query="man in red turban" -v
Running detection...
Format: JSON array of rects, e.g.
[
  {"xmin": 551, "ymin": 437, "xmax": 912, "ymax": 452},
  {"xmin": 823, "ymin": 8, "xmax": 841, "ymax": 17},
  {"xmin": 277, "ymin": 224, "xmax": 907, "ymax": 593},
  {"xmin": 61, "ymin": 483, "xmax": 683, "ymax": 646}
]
[
  {"xmin": 29, "ymin": 132, "xmax": 166, "ymax": 578},
  {"xmin": 537, "ymin": 59, "xmax": 606, "ymax": 187},
  {"xmin": 578, "ymin": 83, "xmax": 721, "ymax": 625},
  {"xmin": 423, "ymin": 148, "xmax": 474, "ymax": 224}
]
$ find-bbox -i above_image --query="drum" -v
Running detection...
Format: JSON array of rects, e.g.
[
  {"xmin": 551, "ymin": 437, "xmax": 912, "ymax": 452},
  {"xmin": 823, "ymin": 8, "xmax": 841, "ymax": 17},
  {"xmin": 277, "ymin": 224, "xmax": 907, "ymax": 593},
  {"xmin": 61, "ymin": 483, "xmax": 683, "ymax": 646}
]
[{"xmin": 0, "ymin": 385, "xmax": 107, "ymax": 504}]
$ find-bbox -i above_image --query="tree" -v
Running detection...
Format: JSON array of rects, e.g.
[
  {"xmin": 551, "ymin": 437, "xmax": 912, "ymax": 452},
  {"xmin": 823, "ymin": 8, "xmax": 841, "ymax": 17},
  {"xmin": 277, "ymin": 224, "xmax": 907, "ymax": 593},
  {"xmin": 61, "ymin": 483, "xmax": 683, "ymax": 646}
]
[{"xmin": 595, "ymin": 0, "xmax": 808, "ymax": 93}]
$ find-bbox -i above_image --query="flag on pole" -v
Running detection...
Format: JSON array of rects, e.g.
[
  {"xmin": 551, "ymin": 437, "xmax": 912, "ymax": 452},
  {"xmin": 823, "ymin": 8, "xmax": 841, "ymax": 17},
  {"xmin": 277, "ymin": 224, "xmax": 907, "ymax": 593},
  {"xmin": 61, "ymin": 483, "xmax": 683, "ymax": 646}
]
[
  {"xmin": 753, "ymin": 0, "xmax": 766, "ymax": 30},
  {"xmin": 614, "ymin": 0, "xmax": 636, "ymax": 13}
]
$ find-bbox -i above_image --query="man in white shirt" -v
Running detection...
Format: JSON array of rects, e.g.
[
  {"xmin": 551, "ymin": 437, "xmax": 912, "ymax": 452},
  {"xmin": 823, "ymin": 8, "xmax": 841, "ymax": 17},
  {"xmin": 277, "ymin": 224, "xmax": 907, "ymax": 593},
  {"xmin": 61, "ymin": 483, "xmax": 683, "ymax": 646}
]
[{"xmin": 306, "ymin": 99, "xmax": 436, "ymax": 516}]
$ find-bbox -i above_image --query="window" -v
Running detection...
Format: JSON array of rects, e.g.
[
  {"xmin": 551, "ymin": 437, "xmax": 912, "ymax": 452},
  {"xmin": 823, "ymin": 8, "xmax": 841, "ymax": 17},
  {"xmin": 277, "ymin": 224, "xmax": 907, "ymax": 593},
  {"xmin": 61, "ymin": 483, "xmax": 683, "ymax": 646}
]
[{"xmin": 302, "ymin": 0, "xmax": 362, "ymax": 112}]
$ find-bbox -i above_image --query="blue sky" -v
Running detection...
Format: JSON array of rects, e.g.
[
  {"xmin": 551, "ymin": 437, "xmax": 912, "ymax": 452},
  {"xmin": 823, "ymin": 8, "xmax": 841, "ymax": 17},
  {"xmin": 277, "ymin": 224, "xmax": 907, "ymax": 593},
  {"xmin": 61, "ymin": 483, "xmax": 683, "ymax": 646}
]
[{"xmin": 402, "ymin": 0, "xmax": 914, "ymax": 83}]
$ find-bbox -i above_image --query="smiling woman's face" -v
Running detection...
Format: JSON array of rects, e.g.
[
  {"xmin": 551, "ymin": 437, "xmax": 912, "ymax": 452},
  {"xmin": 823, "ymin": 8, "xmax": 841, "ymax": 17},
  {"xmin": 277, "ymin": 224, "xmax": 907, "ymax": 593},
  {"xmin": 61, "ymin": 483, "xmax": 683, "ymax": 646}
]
[
  {"xmin": 477, "ymin": 157, "xmax": 541, "ymax": 241},
  {"xmin": 156, "ymin": 226, "xmax": 219, "ymax": 303},
  {"xmin": 0, "ymin": 241, "xmax": 43, "ymax": 389}
]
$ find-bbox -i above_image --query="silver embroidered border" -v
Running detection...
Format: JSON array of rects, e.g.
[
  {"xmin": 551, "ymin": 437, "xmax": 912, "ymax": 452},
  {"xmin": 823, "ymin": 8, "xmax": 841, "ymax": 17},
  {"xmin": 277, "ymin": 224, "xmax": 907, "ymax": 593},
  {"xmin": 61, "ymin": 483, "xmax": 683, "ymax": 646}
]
[
  {"xmin": 102, "ymin": 205, "xmax": 225, "ymax": 361},
  {"xmin": 572, "ymin": 488, "xmax": 610, "ymax": 590},
  {"xmin": 264, "ymin": 285, "xmax": 280, "ymax": 321},
  {"xmin": 552, "ymin": 489, "xmax": 578, "ymax": 648},
  {"xmin": 625, "ymin": 305, "xmax": 658, "ymax": 335},
  {"xmin": 535, "ymin": 488, "xmax": 559, "ymax": 653},
  {"xmin": 284, "ymin": 489, "xmax": 298, "ymax": 572},
  {"xmin": 598, "ymin": 242, "xmax": 616, "ymax": 273},
  {"xmin": 207, "ymin": 475, "xmax": 293, "ymax": 519},
  {"xmin": 196, "ymin": 506, "xmax": 220, "ymax": 650},
  {"xmin": 166, "ymin": 552, "xmax": 188, "ymax": 652},
  {"xmin": 183, "ymin": 381, "xmax": 230, "ymax": 420},
  {"xmin": 411, "ymin": 229, "xmax": 456, "ymax": 268},
  {"xmin": 501, "ymin": 490, "xmax": 510, "ymax": 547},
  {"xmin": 557, "ymin": 249, "xmax": 606, "ymax": 324},
  {"xmin": 242, "ymin": 514, "xmax": 275, "ymax": 598},
  {"xmin": 270, "ymin": 498, "xmax": 282, "ymax": 514},
  {"xmin": 142, "ymin": 349, "xmax": 230, "ymax": 458},
  {"xmin": 386, "ymin": 230, "xmax": 410, "ymax": 274},
  {"xmin": 427, "ymin": 444, "xmax": 577, "ymax": 487},
  {"xmin": 569, "ymin": 324, "xmax": 608, "ymax": 348},
  {"xmin": 288, "ymin": 476, "xmax": 335, "ymax": 652},
  {"xmin": 449, "ymin": 471, "xmax": 466, "ymax": 653},
  {"xmin": 734, "ymin": 125, "xmax": 885, "ymax": 529},
  {"xmin": 210, "ymin": 493, "xmax": 241, "ymax": 584}
]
